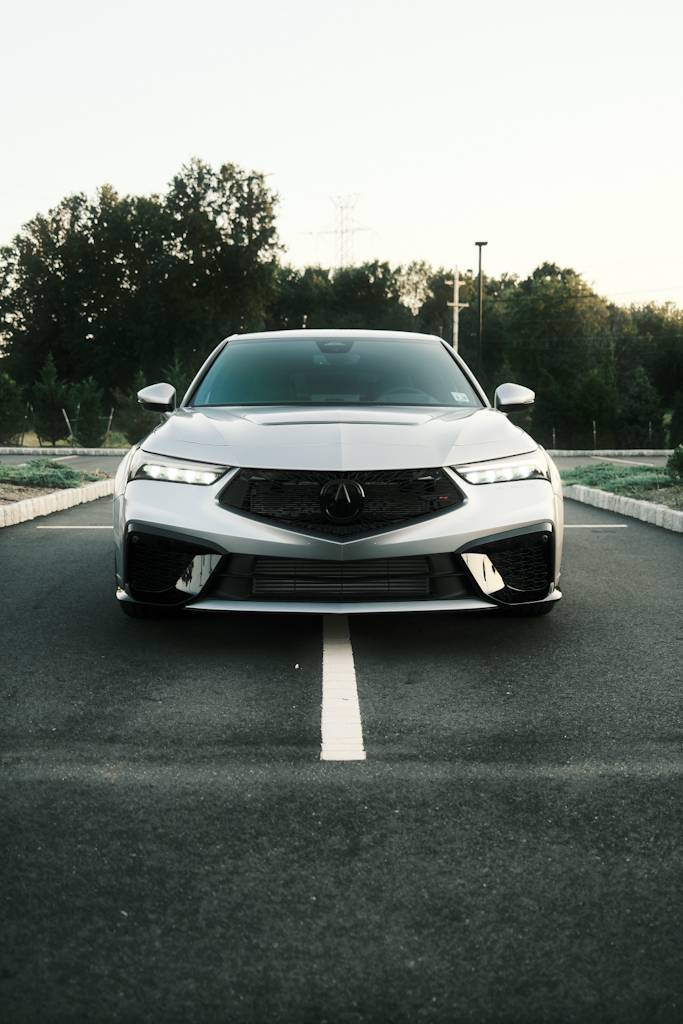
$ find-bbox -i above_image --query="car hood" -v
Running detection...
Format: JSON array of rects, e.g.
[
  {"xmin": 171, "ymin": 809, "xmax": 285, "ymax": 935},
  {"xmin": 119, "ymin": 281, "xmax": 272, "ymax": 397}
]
[{"xmin": 141, "ymin": 406, "xmax": 538, "ymax": 471}]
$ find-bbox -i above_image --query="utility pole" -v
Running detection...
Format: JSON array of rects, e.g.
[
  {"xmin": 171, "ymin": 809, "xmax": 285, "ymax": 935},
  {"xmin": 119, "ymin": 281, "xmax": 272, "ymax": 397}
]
[
  {"xmin": 444, "ymin": 267, "xmax": 468, "ymax": 351},
  {"xmin": 475, "ymin": 241, "xmax": 488, "ymax": 375}
]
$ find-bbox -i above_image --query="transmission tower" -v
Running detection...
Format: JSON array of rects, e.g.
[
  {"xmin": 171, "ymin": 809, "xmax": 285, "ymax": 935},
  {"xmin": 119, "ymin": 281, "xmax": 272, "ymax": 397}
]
[
  {"xmin": 330, "ymin": 194, "xmax": 368, "ymax": 267},
  {"xmin": 301, "ymin": 194, "xmax": 368, "ymax": 267}
]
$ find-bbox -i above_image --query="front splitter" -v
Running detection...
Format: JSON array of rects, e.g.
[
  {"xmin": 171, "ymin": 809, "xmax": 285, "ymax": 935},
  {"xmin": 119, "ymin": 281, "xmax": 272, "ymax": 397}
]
[{"xmin": 180, "ymin": 592, "xmax": 562, "ymax": 615}]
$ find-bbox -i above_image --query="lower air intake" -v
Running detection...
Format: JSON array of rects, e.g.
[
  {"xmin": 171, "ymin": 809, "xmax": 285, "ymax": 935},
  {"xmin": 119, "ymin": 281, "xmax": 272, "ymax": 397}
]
[
  {"xmin": 206, "ymin": 553, "xmax": 473, "ymax": 602},
  {"xmin": 463, "ymin": 530, "xmax": 553, "ymax": 604},
  {"xmin": 127, "ymin": 533, "xmax": 220, "ymax": 603},
  {"xmin": 252, "ymin": 556, "xmax": 430, "ymax": 598},
  {"xmin": 128, "ymin": 534, "xmax": 194, "ymax": 594}
]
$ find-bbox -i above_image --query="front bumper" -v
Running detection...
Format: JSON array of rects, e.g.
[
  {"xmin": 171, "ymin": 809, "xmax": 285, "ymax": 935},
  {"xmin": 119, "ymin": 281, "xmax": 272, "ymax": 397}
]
[{"xmin": 114, "ymin": 471, "xmax": 563, "ymax": 614}]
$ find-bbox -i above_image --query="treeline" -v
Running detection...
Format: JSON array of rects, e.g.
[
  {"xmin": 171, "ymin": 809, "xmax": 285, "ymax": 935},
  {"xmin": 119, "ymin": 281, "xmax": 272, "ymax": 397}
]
[{"xmin": 1, "ymin": 158, "xmax": 682, "ymax": 448}]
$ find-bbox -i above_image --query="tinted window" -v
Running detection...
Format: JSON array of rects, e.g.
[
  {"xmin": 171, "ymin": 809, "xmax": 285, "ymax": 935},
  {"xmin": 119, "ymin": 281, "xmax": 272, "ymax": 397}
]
[{"xmin": 191, "ymin": 337, "xmax": 481, "ymax": 408}]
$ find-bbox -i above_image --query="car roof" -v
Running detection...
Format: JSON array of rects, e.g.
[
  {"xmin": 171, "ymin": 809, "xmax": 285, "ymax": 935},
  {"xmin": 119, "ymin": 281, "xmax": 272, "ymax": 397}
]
[{"xmin": 228, "ymin": 329, "xmax": 444, "ymax": 343}]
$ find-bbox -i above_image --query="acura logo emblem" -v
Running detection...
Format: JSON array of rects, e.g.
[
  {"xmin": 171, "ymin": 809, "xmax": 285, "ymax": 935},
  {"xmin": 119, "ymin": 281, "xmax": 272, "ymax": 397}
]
[{"xmin": 320, "ymin": 478, "xmax": 365, "ymax": 523}]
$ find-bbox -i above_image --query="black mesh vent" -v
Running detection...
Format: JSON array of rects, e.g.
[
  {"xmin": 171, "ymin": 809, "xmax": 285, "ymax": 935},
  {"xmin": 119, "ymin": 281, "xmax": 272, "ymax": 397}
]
[
  {"xmin": 219, "ymin": 468, "xmax": 464, "ymax": 538},
  {"xmin": 128, "ymin": 535, "xmax": 194, "ymax": 594},
  {"xmin": 126, "ymin": 533, "xmax": 219, "ymax": 602},
  {"xmin": 489, "ymin": 543, "xmax": 550, "ymax": 593},
  {"xmin": 207, "ymin": 552, "xmax": 472, "ymax": 603},
  {"xmin": 465, "ymin": 531, "xmax": 553, "ymax": 603}
]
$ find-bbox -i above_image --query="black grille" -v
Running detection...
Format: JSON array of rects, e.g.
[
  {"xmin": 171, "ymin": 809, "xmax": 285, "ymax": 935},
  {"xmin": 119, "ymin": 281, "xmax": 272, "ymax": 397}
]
[
  {"xmin": 253, "ymin": 556, "xmax": 429, "ymax": 597},
  {"xmin": 207, "ymin": 553, "xmax": 473, "ymax": 603},
  {"xmin": 128, "ymin": 534, "xmax": 194, "ymax": 594},
  {"xmin": 219, "ymin": 468, "xmax": 464, "ymax": 538},
  {"xmin": 489, "ymin": 544, "xmax": 550, "ymax": 593},
  {"xmin": 464, "ymin": 531, "xmax": 552, "ymax": 603},
  {"xmin": 126, "ymin": 533, "xmax": 219, "ymax": 602}
]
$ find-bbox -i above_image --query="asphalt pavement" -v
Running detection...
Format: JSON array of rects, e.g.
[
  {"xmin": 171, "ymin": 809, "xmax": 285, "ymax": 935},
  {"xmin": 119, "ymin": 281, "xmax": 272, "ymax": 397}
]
[{"xmin": 1, "ymin": 496, "xmax": 682, "ymax": 1023}]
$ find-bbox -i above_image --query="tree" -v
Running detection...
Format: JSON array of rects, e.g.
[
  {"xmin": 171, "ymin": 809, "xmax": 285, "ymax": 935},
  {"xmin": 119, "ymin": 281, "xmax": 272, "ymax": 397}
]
[
  {"xmin": 268, "ymin": 265, "xmax": 334, "ymax": 330},
  {"xmin": 415, "ymin": 269, "xmax": 518, "ymax": 395},
  {"xmin": 72, "ymin": 377, "xmax": 106, "ymax": 447},
  {"xmin": 112, "ymin": 371, "xmax": 159, "ymax": 445},
  {"xmin": 414, "ymin": 266, "xmax": 453, "ymax": 345},
  {"xmin": 398, "ymin": 262, "xmax": 433, "ymax": 316},
  {"xmin": 667, "ymin": 389, "xmax": 683, "ymax": 447},
  {"xmin": 500, "ymin": 264, "xmax": 616, "ymax": 445},
  {"xmin": 162, "ymin": 353, "xmax": 195, "ymax": 399},
  {"xmin": 625, "ymin": 303, "xmax": 683, "ymax": 406},
  {"xmin": 0, "ymin": 159, "xmax": 281, "ymax": 400},
  {"xmin": 574, "ymin": 368, "xmax": 618, "ymax": 448},
  {"xmin": 617, "ymin": 365, "xmax": 663, "ymax": 447},
  {"xmin": 2, "ymin": 164, "xmax": 680, "ymax": 453},
  {"xmin": 327, "ymin": 262, "xmax": 418, "ymax": 331},
  {"xmin": 0, "ymin": 371, "xmax": 25, "ymax": 443},
  {"xmin": 161, "ymin": 159, "xmax": 280, "ymax": 367},
  {"xmin": 32, "ymin": 354, "xmax": 69, "ymax": 445}
]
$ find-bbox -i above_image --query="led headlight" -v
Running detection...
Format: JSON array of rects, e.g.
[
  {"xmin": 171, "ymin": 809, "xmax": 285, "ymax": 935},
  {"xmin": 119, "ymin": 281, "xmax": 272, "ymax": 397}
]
[
  {"xmin": 129, "ymin": 451, "xmax": 229, "ymax": 486},
  {"xmin": 454, "ymin": 452, "xmax": 550, "ymax": 485}
]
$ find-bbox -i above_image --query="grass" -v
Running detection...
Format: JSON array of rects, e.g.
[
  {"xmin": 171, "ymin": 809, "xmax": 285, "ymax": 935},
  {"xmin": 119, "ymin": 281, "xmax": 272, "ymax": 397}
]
[
  {"xmin": 560, "ymin": 462, "xmax": 683, "ymax": 510},
  {"xmin": 0, "ymin": 458, "xmax": 102, "ymax": 491}
]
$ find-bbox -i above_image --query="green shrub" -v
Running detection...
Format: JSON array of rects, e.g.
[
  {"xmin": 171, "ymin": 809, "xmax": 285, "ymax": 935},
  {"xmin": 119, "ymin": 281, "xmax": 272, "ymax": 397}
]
[
  {"xmin": 32, "ymin": 355, "xmax": 70, "ymax": 445},
  {"xmin": 0, "ymin": 372, "xmax": 26, "ymax": 443},
  {"xmin": 560, "ymin": 462, "xmax": 673, "ymax": 492},
  {"xmin": 667, "ymin": 445, "xmax": 683, "ymax": 480},
  {"xmin": 670, "ymin": 391, "xmax": 683, "ymax": 447},
  {"xmin": 103, "ymin": 430, "xmax": 131, "ymax": 448},
  {"xmin": 0, "ymin": 458, "xmax": 99, "ymax": 490}
]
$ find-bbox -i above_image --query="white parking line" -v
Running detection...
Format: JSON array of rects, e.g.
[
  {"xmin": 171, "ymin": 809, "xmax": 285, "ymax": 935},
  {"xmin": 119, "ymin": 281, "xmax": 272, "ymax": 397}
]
[
  {"xmin": 565, "ymin": 524, "xmax": 628, "ymax": 529},
  {"xmin": 51, "ymin": 455, "xmax": 78, "ymax": 462},
  {"xmin": 36, "ymin": 525, "xmax": 113, "ymax": 529},
  {"xmin": 321, "ymin": 615, "xmax": 366, "ymax": 762}
]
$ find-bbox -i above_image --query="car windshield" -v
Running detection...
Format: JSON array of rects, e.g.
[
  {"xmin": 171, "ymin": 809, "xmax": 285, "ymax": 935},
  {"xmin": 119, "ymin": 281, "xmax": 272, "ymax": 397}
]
[{"xmin": 190, "ymin": 337, "xmax": 482, "ymax": 408}]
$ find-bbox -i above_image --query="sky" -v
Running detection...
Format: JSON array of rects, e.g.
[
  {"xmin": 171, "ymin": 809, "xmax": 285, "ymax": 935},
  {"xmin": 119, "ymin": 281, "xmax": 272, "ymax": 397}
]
[{"xmin": 1, "ymin": 0, "xmax": 682, "ymax": 306}]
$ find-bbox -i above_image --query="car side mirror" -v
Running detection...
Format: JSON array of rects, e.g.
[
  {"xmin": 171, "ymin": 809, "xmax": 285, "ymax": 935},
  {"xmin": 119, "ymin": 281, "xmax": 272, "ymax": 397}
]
[
  {"xmin": 137, "ymin": 382, "xmax": 176, "ymax": 413},
  {"xmin": 494, "ymin": 382, "xmax": 535, "ymax": 413}
]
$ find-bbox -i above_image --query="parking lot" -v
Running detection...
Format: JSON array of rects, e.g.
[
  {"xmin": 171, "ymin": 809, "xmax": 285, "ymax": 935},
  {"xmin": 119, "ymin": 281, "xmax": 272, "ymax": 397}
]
[{"xmin": 1, "ymin": 463, "xmax": 682, "ymax": 1022}]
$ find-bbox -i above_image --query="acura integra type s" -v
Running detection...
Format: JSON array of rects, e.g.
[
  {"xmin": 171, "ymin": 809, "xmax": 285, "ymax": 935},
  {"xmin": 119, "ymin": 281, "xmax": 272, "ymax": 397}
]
[{"xmin": 113, "ymin": 330, "xmax": 563, "ymax": 618}]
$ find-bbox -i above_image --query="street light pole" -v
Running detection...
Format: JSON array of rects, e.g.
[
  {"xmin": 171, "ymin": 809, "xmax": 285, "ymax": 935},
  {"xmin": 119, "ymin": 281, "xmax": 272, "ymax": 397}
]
[
  {"xmin": 475, "ymin": 241, "xmax": 488, "ymax": 376},
  {"xmin": 444, "ymin": 267, "xmax": 468, "ymax": 352}
]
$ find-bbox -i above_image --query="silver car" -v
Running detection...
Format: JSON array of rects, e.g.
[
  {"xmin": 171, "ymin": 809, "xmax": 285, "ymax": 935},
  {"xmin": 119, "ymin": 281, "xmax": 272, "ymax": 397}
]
[{"xmin": 113, "ymin": 330, "xmax": 563, "ymax": 618}]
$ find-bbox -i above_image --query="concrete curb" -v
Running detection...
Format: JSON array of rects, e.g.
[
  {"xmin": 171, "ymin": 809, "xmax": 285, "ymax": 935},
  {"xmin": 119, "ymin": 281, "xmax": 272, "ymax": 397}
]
[
  {"xmin": 563, "ymin": 484, "xmax": 683, "ymax": 533},
  {"xmin": 0, "ymin": 478, "xmax": 115, "ymax": 528},
  {"xmin": 0, "ymin": 447, "xmax": 129, "ymax": 456}
]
